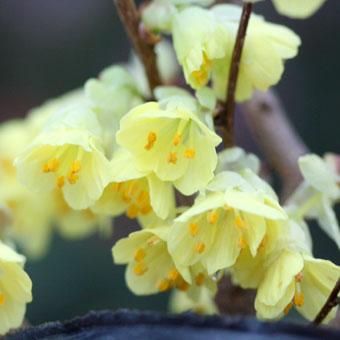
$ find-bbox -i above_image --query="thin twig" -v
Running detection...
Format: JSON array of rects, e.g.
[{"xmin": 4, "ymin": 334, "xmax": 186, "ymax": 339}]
[
  {"xmin": 222, "ymin": 2, "xmax": 253, "ymax": 147},
  {"xmin": 114, "ymin": 0, "xmax": 161, "ymax": 93},
  {"xmin": 313, "ymin": 279, "xmax": 340, "ymax": 325},
  {"xmin": 242, "ymin": 90, "xmax": 308, "ymax": 201}
]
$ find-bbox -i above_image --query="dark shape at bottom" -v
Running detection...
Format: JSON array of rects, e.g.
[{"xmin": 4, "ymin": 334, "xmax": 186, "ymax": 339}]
[{"xmin": 8, "ymin": 309, "xmax": 340, "ymax": 340}]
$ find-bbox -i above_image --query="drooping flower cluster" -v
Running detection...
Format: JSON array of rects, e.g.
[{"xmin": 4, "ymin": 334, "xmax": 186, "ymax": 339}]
[{"xmin": 0, "ymin": 0, "xmax": 338, "ymax": 335}]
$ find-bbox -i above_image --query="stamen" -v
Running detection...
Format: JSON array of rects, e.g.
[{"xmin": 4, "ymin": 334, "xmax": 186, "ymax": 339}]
[
  {"xmin": 140, "ymin": 204, "xmax": 152, "ymax": 215},
  {"xmin": 184, "ymin": 148, "xmax": 196, "ymax": 159},
  {"xmin": 295, "ymin": 272, "xmax": 304, "ymax": 282},
  {"xmin": 167, "ymin": 268, "xmax": 180, "ymax": 282},
  {"xmin": 284, "ymin": 302, "xmax": 293, "ymax": 315},
  {"xmin": 167, "ymin": 152, "xmax": 178, "ymax": 164},
  {"xmin": 238, "ymin": 237, "xmax": 247, "ymax": 249},
  {"xmin": 207, "ymin": 211, "xmax": 218, "ymax": 224},
  {"xmin": 71, "ymin": 160, "xmax": 81, "ymax": 173},
  {"xmin": 195, "ymin": 242, "xmax": 206, "ymax": 254},
  {"xmin": 293, "ymin": 292, "xmax": 304, "ymax": 307},
  {"xmin": 126, "ymin": 204, "xmax": 139, "ymax": 219},
  {"xmin": 235, "ymin": 216, "xmax": 246, "ymax": 229},
  {"xmin": 195, "ymin": 273, "xmax": 205, "ymax": 286},
  {"xmin": 172, "ymin": 134, "xmax": 181, "ymax": 146},
  {"xmin": 188, "ymin": 223, "xmax": 199, "ymax": 237},
  {"xmin": 175, "ymin": 277, "xmax": 189, "ymax": 292},
  {"xmin": 0, "ymin": 292, "xmax": 5, "ymax": 305},
  {"xmin": 67, "ymin": 171, "xmax": 79, "ymax": 185},
  {"xmin": 42, "ymin": 158, "xmax": 59, "ymax": 173},
  {"xmin": 133, "ymin": 262, "xmax": 148, "ymax": 276},
  {"xmin": 157, "ymin": 279, "xmax": 171, "ymax": 292},
  {"xmin": 134, "ymin": 248, "xmax": 146, "ymax": 262},
  {"xmin": 56, "ymin": 176, "xmax": 65, "ymax": 189},
  {"xmin": 144, "ymin": 132, "xmax": 157, "ymax": 150}
]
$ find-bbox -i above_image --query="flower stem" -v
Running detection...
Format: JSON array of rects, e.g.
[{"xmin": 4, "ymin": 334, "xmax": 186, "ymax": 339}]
[
  {"xmin": 313, "ymin": 279, "xmax": 340, "ymax": 325},
  {"xmin": 113, "ymin": 0, "xmax": 161, "ymax": 93},
  {"xmin": 222, "ymin": 2, "xmax": 253, "ymax": 147}
]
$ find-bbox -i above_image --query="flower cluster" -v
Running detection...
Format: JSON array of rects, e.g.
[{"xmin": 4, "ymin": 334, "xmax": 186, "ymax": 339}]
[{"xmin": 0, "ymin": 0, "xmax": 337, "ymax": 335}]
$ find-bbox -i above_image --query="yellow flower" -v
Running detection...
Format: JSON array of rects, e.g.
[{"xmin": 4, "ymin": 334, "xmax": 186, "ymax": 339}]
[
  {"xmin": 116, "ymin": 97, "xmax": 221, "ymax": 195},
  {"xmin": 272, "ymin": 0, "xmax": 326, "ymax": 19},
  {"xmin": 0, "ymin": 242, "xmax": 32, "ymax": 335},
  {"xmin": 112, "ymin": 227, "xmax": 191, "ymax": 295},
  {"xmin": 168, "ymin": 187, "xmax": 287, "ymax": 275},
  {"xmin": 255, "ymin": 250, "xmax": 340, "ymax": 323},
  {"xmin": 169, "ymin": 286, "xmax": 218, "ymax": 315},
  {"xmin": 212, "ymin": 4, "xmax": 300, "ymax": 101},
  {"xmin": 0, "ymin": 120, "xmax": 54, "ymax": 258},
  {"xmin": 15, "ymin": 104, "xmax": 111, "ymax": 210},
  {"xmin": 287, "ymin": 154, "xmax": 340, "ymax": 248},
  {"xmin": 230, "ymin": 219, "xmax": 284, "ymax": 289},
  {"xmin": 85, "ymin": 66, "xmax": 143, "ymax": 155},
  {"xmin": 53, "ymin": 190, "xmax": 111, "ymax": 240},
  {"xmin": 172, "ymin": 6, "xmax": 230, "ymax": 89},
  {"xmin": 93, "ymin": 149, "xmax": 175, "ymax": 224}
]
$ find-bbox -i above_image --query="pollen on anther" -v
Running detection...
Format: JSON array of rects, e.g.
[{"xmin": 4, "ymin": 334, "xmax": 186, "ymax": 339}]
[
  {"xmin": 195, "ymin": 242, "xmax": 205, "ymax": 254},
  {"xmin": 71, "ymin": 160, "xmax": 81, "ymax": 173},
  {"xmin": 67, "ymin": 172, "xmax": 79, "ymax": 185},
  {"xmin": 175, "ymin": 277, "xmax": 189, "ymax": 292},
  {"xmin": 167, "ymin": 152, "xmax": 178, "ymax": 164},
  {"xmin": 207, "ymin": 211, "xmax": 218, "ymax": 224},
  {"xmin": 195, "ymin": 273, "xmax": 205, "ymax": 286},
  {"xmin": 0, "ymin": 292, "xmax": 5, "ymax": 305},
  {"xmin": 144, "ymin": 132, "xmax": 157, "ymax": 150},
  {"xmin": 235, "ymin": 216, "xmax": 246, "ymax": 229},
  {"xmin": 172, "ymin": 134, "xmax": 181, "ymax": 146},
  {"xmin": 284, "ymin": 302, "xmax": 293, "ymax": 315},
  {"xmin": 184, "ymin": 148, "xmax": 196, "ymax": 159},
  {"xmin": 293, "ymin": 292, "xmax": 304, "ymax": 307},
  {"xmin": 134, "ymin": 248, "xmax": 146, "ymax": 262},
  {"xmin": 188, "ymin": 223, "xmax": 199, "ymax": 237},
  {"xmin": 133, "ymin": 262, "xmax": 147, "ymax": 276},
  {"xmin": 168, "ymin": 268, "xmax": 180, "ymax": 282},
  {"xmin": 157, "ymin": 279, "xmax": 171, "ymax": 292},
  {"xmin": 238, "ymin": 237, "xmax": 247, "ymax": 249},
  {"xmin": 295, "ymin": 272, "xmax": 303, "ymax": 282},
  {"xmin": 56, "ymin": 176, "xmax": 65, "ymax": 189},
  {"xmin": 127, "ymin": 204, "xmax": 139, "ymax": 219}
]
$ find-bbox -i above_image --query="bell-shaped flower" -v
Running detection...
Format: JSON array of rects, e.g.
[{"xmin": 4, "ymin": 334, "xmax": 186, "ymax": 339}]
[
  {"xmin": 211, "ymin": 4, "xmax": 300, "ymax": 101},
  {"xmin": 272, "ymin": 0, "xmax": 326, "ymax": 19},
  {"xmin": 168, "ymin": 172, "xmax": 287, "ymax": 275},
  {"xmin": 287, "ymin": 154, "xmax": 340, "ymax": 248},
  {"xmin": 0, "ymin": 120, "xmax": 54, "ymax": 258},
  {"xmin": 85, "ymin": 66, "xmax": 144, "ymax": 155},
  {"xmin": 172, "ymin": 6, "xmax": 230, "ymax": 89},
  {"xmin": 92, "ymin": 149, "xmax": 176, "ymax": 226},
  {"xmin": 142, "ymin": 0, "xmax": 214, "ymax": 33},
  {"xmin": 53, "ymin": 190, "xmax": 111, "ymax": 240},
  {"xmin": 216, "ymin": 147, "xmax": 260, "ymax": 175},
  {"xmin": 15, "ymin": 104, "xmax": 112, "ymax": 210},
  {"xmin": 116, "ymin": 94, "xmax": 222, "ymax": 195},
  {"xmin": 127, "ymin": 41, "xmax": 180, "ymax": 98},
  {"xmin": 0, "ymin": 242, "xmax": 32, "ymax": 335},
  {"xmin": 243, "ymin": 0, "xmax": 326, "ymax": 19},
  {"xmin": 112, "ymin": 227, "xmax": 191, "ymax": 295},
  {"xmin": 255, "ymin": 249, "xmax": 339, "ymax": 322},
  {"xmin": 169, "ymin": 285, "xmax": 218, "ymax": 315}
]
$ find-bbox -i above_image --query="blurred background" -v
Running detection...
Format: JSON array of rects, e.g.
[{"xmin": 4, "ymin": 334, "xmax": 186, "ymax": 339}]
[{"xmin": 0, "ymin": 0, "xmax": 339, "ymax": 325}]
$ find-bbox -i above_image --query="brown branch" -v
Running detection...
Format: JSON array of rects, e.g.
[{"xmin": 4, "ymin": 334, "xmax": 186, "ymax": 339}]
[
  {"xmin": 114, "ymin": 0, "xmax": 161, "ymax": 93},
  {"xmin": 313, "ymin": 279, "xmax": 340, "ymax": 325},
  {"xmin": 242, "ymin": 90, "xmax": 308, "ymax": 201},
  {"xmin": 221, "ymin": 2, "xmax": 253, "ymax": 147}
]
